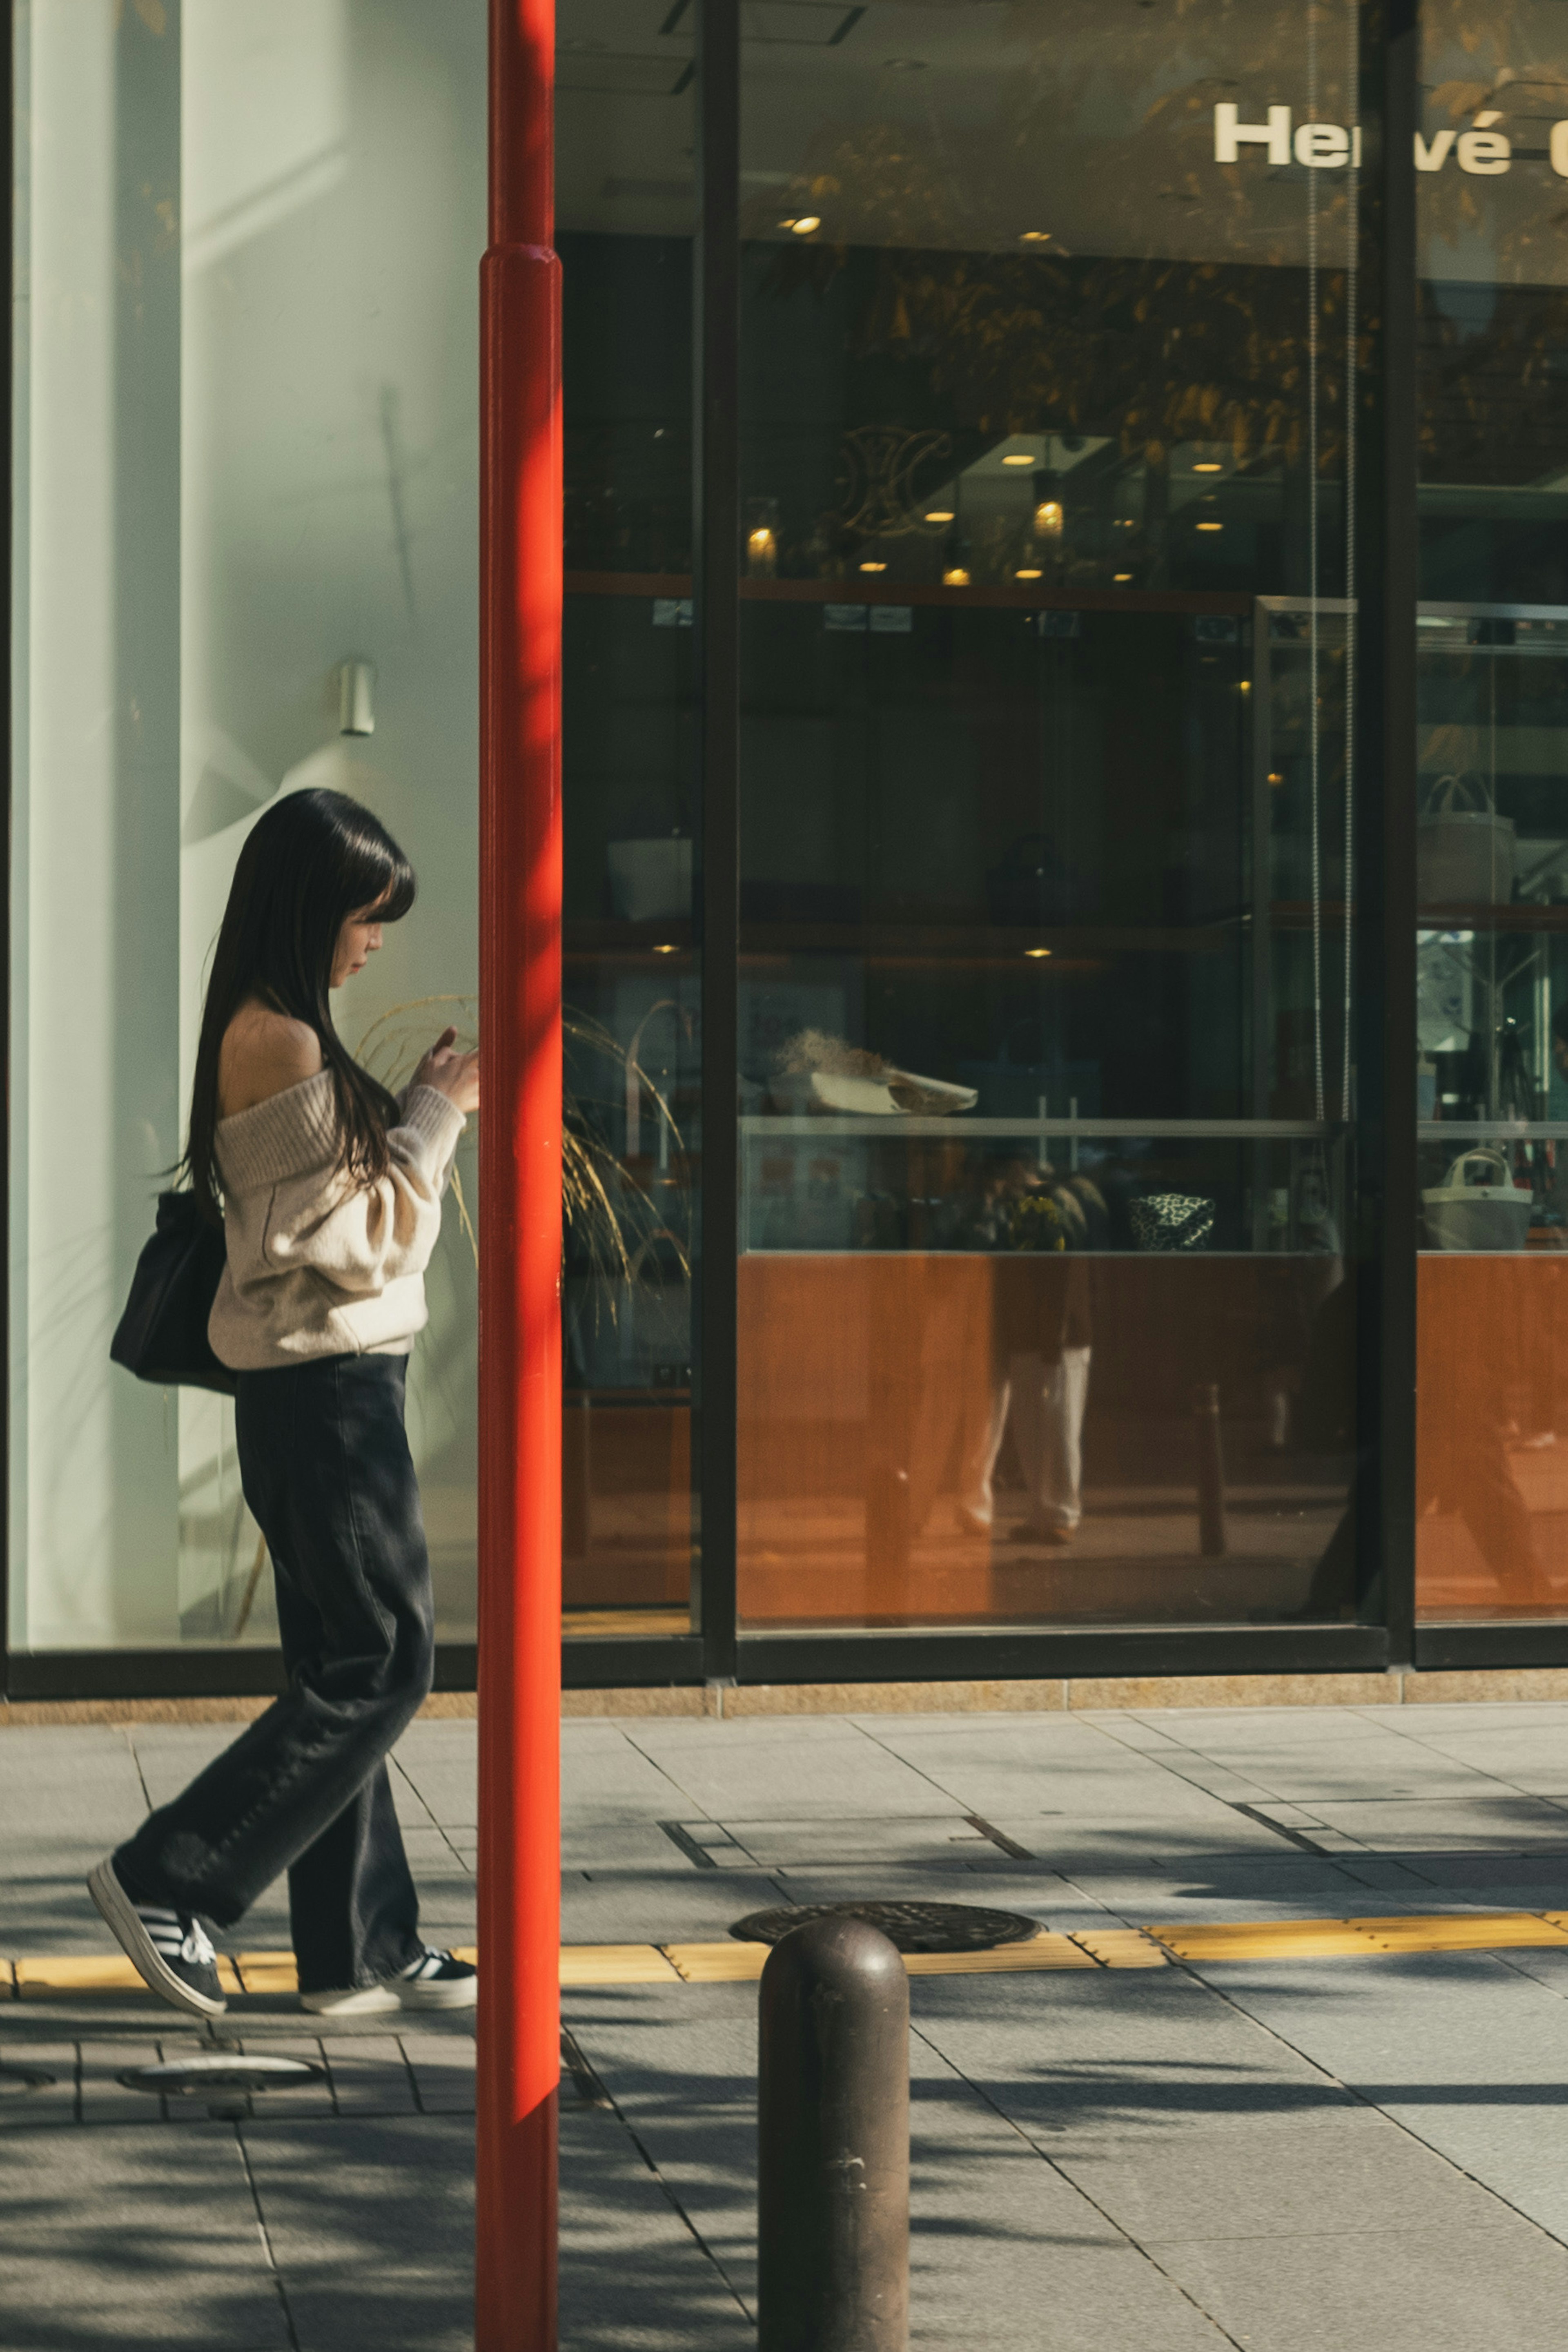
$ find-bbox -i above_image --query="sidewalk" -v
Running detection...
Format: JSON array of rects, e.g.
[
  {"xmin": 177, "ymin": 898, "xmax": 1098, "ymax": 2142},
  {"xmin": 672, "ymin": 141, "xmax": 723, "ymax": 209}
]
[{"xmin": 8, "ymin": 1699, "xmax": 1568, "ymax": 2347}]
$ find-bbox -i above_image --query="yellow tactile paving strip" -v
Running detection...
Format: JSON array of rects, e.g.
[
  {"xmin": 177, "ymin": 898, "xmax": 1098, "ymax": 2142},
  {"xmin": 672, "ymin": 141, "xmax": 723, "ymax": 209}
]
[
  {"xmin": 12, "ymin": 1914, "xmax": 1568, "ymax": 1998},
  {"xmin": 1146, "ymin": 1911, "xmax": 1568, "ymax": 1964}
]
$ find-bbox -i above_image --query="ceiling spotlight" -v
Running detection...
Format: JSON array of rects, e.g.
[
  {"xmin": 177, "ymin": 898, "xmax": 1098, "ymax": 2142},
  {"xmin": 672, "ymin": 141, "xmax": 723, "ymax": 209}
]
[
  {"xmin": 1196, "ymin": 521, "xmax": 1223, "ymax": 532},
  {"xmin": 1114, "ymin": 571, "xmax": 1133, "ymax": 582},
  {"xmin": 924, "ymin": 509, "xmax": 954, "ymax": 522},
  {"xmin": 1019, "ymin": 230, "xmax": 1051, "ymax": 243},
  {"xmin": 652, "ymin": 943, "xmax": 679, "ymax": 955},
  {"xmin": 1194, "ymin": 461, "xmax": 1223, "ymax": 473},
  {"xmin": 860, "ymin": 560, "xmax": 887, "ymax": 573},
  {"xmin": 1024, "ymin": 946, "xmax": 1053, "ymax": 959},
  {"xmin": 943, "ymin": 565, "xmax": 971, "ymax": 587},
  {"xmin": 1016, "ymin": 566, "xmax": 1042, "ymax": 579},
  {"xmin": 1001, "ymin": 453, "xmax": 1033, "ymax": 466},
  {"xmin": 790, "ymin": 215, "xmax": 820, "ymax": 235}
]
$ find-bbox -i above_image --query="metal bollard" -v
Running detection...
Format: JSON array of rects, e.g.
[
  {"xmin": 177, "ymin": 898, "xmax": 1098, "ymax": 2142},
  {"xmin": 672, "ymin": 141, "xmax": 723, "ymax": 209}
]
[
  {"xmin": 758, "ymin": 1915, "xmax": 910, "ymax": 2352},
  {"xmin": 1193, "ymin": 1381, "xmax": 1228, "ymax": 1558}
]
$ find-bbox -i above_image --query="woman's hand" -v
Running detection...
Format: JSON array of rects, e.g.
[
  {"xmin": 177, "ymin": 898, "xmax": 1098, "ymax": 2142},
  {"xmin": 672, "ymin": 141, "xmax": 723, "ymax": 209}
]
[{"xmin": 412, "ymin": 1027, "xmax": 480, "ymax": 1115}]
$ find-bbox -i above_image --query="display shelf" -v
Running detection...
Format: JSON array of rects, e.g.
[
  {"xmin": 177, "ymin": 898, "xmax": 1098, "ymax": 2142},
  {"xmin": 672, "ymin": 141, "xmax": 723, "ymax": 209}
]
[
  {"xmin": 564, "ymin": 569, "xmax": 1254, "ymax": 616},
  {"xmin": 742, "ymin": 1115, "xmax": 1334, "ymax": 1141},
  {"xmin": 1417, "ymin": 1121, "xmax": 1568, "ymax": 1141}
]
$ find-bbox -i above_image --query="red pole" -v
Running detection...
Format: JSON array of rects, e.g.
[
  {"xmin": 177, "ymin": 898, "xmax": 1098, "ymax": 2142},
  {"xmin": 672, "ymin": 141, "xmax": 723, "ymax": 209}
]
[{"xmin": 477, "ymin": 0, "xmax": 561, "ymax": 2343}]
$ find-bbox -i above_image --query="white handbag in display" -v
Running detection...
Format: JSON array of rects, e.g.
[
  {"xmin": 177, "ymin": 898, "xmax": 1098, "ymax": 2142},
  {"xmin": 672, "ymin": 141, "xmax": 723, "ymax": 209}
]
[
  {"xmin": 1417, "ymin": 774, "xmax": 1515, "ymax": 906},
  {"xmin": 1421, "ymin": 1146, "xmax": 1533, "ymax": 1251}
]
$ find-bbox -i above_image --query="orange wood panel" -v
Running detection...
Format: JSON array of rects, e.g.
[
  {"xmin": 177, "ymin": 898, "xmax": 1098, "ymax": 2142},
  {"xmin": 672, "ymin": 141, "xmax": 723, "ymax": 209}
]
[
  {"xmin": 561, "ymin": 1400, "xmax": 690, "ymax": 1607},
  {"xmin": 737, "ymin": 1253, "xmax": 1353, "ymax": 1626},
  {"xmin": 1417, "ymin": 1254, "xmax": 1568, "ymax": 1618}
]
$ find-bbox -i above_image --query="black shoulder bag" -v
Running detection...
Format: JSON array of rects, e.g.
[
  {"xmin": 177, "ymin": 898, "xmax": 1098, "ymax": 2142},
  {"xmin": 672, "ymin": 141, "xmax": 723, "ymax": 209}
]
[{"xmin": 109, "ymin": 1192, "xmax": 236, "ymax": 1396}]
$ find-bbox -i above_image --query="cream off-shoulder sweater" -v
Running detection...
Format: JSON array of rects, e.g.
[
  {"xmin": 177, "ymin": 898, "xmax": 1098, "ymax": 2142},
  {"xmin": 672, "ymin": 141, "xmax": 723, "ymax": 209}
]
[{"xmin": 208, "ymin": 1070, "xmax": 467, "ymax": 1371}]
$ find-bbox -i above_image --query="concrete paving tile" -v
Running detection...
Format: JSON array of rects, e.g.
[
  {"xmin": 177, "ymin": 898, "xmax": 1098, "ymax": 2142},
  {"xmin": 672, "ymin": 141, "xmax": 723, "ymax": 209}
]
[
  {"xmin": 902, "ymin": 2047, "xmax": 1236, "ymax": 2350},
  {"xmin": 562, "ymin": 1745, "xmax": 704, "ymax": 1822},
  {"xmin": 624, "ymin": 1715, "xmax": 875, "ymax": 1750},
  {"xmin": 1051, "ymin": 2111, "xmax": 1499, "ymax": 2243},
  {"xmin": 0, "ymin": 2118, "xmax": 290, "ymax": 2345},
  {"xmin": 561, "ymin": 1821, "xmax": 720, "ymax": 1872},
  {"xmin": 0, "ymin": 2040, "xmax": 76, "ymax": 2131},
  {"xmin": 1492, "ymin": 1944, "xmax": 1568, "ymax": 1996},
  {"xmin": 849, "ymin": 1712, "xmax": 1087, "ymax": 1739},
  {"xmin": 395, "ymin": 1825, "xmax": 458, "ymax": 1869},
  {"xmin": 78, "ymin": 2039, "xmax": 171, "ymax": 2126},
  {"xmin": 1059, "ymin": 1855, "xmax": 1372, "ymax": 1910},
  {"xmin": 0, "ymin": 1850, "xmax": 147, "ymax": 1955},
  {"xmin": 920, "ymin": 2241, "xmax": 1236, "ymax": 2349},
  {"xmin": 1361, "ymin": 1703, "xmax": 1568, "ymax": 1730},
  {"xmin": 244, "ymin": 2116, "xmax": 472, "ymax": 2352},
  {"xmin": 382, "ymin": 1766, "xmax": 475, "ymax": 1830},
  {"xmin": 907, "ymin": 1972, "xmax": 1352, "ymax": 2144},
  {"xmin": 1151, "ymin": 2221, "xmax": 1568, "ymax": 2352},
  {"xmin": 559, "ymin": 2098, "xmax": 753, "ymax": 2348},
  {"xmin": 387, "ymin": 1763, "xmax": 438, "ymax": 1828},
  {"xmin": 399, "ymin": 2033, "xmax": 474, "ymax": 2114},
  {"xmin": 1137, "ymin": 1706, "xmax": 1385, "ymax": 1745},
  {"xmin": 1390, "ymin": 1851, "xmax": 1568, "ymax": 1896},
  {"xmin": 0, "ymin": 1791, "xmax": 146, "ymax": 1842},
  {"xmin": 1203, "ymin": 1953, "xmax": 1568, "ymax": 2240},
  {"xmin": 707, "ymin": 1819, "xmax": 993, "ymax": 1868},
  {"xmin": 846, "ymin": 1737, "xmax": 1265, "ymax": 1824},
  {"xmin": 129, "ymin": 1732, "xmax": 247, "ymax": 1808},
  {"xmin": 1194, "ymin": 1755, "xmax": 1500, "ymax": 1802},
  {"xmin": 227, "ymin": 2036, "xmax": 334, "ymax": 2121},
  {"xmin": 560, "ymin": 1867, "xmax": 786, "ymax": 1946},
  {"xmin": 321, "ymin": 2037, "xmax": 419, "ymax": 2115},
  {"xmin": 768, "ymin": 1868, "xmax": 1102, "ymax": 1924},
  {"xmin": 980, "ymin": 1814, "xmax": 1293, "ymax": 1868},
  {"xmin": 563, "ymin": 1984, "xmax": 759, "ymax": 2295},
  {"xmin": 639, "ymin": 1745, "xmax": 962, "ymax": 1824},
  {"xmin": 1372, "ymin": 1734, "xmax": 1568, "ymax": 1795},
  {"xmin": 1281, "ymin": 1795, "xmax": 1568, "ymax": 1848}
]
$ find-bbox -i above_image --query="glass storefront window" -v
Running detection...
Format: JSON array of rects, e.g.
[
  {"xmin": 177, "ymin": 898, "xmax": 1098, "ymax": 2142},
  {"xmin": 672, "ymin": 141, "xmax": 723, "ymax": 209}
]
[
  {"xmin": 24, "ymin": 0, "xmax": 1565, "ymax": 1688},
  {"xmin": 10, "ymin": 0, "xmax": 485, "ymax": 1650},
  {"xmin": 1413, "ymin": 4, "xmax": 1568, "ymax": 1623},
  {"xmin": 735, "ymin": 0, "xmax": 1367, "ymax": 1630},
  {"xmin": 558, "ymin": 0, "xmax": 699, "ymax": 1641}
]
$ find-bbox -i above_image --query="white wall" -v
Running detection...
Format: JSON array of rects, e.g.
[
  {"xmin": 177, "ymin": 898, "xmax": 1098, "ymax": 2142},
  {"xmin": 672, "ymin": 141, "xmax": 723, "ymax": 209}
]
[{"xmin": 11, "ymin": 0, "xmax": 486, "ymax": 1650}]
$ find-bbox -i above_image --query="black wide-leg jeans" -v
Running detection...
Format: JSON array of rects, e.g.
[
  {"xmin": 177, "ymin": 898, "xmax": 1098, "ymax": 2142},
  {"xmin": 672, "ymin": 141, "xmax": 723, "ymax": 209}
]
[{"xmin": 116, "ymin": 1354, "xmax": 435, "ymax": 1993}]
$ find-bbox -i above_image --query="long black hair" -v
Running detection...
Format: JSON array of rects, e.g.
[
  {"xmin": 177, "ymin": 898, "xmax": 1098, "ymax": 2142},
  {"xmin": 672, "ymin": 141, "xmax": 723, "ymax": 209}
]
[{"xmin": 185, "ymin": 789, "xmax": 416, "ymax": 1224}]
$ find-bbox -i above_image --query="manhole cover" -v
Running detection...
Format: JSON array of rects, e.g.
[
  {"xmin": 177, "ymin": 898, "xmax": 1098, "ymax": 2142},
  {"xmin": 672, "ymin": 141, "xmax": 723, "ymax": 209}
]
[
  {"xmin": 729, "ymin": 1902, "xmax": 1040, "ymax": 1955},
  {"xmin": 117, "ymin": 2055, "xmax": 324, "ymax": 2098},
  {"xmin": 0, "ymin": 2064, "xmax": 56, "ymax": 2097}
]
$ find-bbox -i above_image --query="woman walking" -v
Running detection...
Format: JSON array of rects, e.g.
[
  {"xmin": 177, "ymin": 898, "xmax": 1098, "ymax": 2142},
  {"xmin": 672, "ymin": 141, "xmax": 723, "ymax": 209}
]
[{"xmin": 89, "ymin": 788, "xmax": 479, "ymax": 2020}]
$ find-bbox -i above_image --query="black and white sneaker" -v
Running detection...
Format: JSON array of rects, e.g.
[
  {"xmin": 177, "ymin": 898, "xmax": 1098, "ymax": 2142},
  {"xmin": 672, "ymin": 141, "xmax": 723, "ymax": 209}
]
[
  {"xmin": 300, "ymin": 1947, "xmax": 478, "ymax": 2016},
  {"xmin": 392, "ymin": 1948, "xmax": 478, "ymax": 2010},
  {"xmin": 87, "ymin": 1857, "xmax": 227, "ymax": 2019}
]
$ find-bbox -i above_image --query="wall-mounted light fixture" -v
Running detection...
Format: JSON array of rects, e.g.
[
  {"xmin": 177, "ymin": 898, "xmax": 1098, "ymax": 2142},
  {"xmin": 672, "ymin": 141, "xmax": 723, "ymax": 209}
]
[{"xmin": 338, "ymin": 660, "xmax": 376, "ymax": 736}]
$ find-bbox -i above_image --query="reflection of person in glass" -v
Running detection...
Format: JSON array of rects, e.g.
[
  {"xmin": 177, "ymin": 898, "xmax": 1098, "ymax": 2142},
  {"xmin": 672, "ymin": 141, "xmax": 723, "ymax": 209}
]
[{"xmin": 958, "ymin": 1159, "xmax": 1094, "ymax": 1548}]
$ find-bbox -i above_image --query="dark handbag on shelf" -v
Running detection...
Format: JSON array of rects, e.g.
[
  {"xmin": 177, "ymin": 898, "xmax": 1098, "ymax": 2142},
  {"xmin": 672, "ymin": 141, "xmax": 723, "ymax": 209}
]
[{"xmin": 109, "ymin": 1191, "xmax": 235, "ymax": 1396}]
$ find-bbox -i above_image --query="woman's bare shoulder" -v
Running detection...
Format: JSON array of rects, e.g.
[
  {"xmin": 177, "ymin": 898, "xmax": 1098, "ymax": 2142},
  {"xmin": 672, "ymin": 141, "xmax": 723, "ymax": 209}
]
[{"xmin": 219, "ymin": 1001, "xmax": 324, "ymax": 1119}]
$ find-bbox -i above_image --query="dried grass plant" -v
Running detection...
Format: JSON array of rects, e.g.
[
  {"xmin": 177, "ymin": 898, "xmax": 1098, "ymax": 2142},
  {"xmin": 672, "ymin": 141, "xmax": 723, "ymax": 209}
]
[{"xmin": 355, "ymin": 996, "xmax": 690, "ymax": 1312}]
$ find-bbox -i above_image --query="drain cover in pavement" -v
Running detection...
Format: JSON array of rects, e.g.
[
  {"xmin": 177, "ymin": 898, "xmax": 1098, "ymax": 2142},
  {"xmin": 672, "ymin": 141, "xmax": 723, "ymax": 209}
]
[
  {"xmin": 728, "ymin": 1901, "xmax": 1040, "ymax": 1954},
  {"xmin": 0, "ymin": 2064, "xmax": 56, "ymax": 2096},
  {"xmin": 118, "ymin": 2055, "xmax": 324, "ymax": 2098}
]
